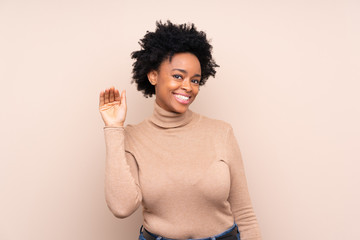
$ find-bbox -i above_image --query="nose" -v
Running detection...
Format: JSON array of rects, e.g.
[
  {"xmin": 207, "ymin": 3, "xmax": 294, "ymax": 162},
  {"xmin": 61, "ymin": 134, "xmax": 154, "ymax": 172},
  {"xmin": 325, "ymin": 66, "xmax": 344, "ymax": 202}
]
[{"xmin": 181, "ymin": 79, "xmax": 192, "ymax": 92}]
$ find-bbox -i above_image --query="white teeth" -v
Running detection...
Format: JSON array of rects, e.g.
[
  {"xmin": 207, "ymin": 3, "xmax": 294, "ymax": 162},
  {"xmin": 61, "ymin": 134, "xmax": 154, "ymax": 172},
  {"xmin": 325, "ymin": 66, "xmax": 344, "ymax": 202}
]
[{"xmin": 174, "ymin": 94, "xmax": 189, "ymax": 100}]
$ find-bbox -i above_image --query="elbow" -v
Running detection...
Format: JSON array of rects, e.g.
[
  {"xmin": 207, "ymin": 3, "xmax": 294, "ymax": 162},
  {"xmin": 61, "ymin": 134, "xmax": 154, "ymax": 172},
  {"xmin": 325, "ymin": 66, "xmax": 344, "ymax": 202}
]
[
  {"xmin": 104, "ymin": 186, "xmax": 142, "ymax": 218},
  {"xmin": 105, "ymin": 197, "xmax": 141, "ymax": 219},
  {"xmin": 110, "ymin": 207, "xmax": 133, "ymax": 219}
]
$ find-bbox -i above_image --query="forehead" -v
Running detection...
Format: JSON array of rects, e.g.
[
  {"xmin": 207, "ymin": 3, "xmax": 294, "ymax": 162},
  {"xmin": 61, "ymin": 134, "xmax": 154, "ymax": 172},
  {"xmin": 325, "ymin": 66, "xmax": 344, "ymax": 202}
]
[{"xmin": 160, "ymin": 52, "xmax": 201, "ymax": 73}]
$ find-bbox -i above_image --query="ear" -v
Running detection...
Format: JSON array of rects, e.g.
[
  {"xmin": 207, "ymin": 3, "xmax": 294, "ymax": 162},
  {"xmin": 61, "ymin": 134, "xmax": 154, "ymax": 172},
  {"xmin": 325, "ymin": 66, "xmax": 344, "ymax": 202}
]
[{"xmin": 147, "ymin": 70, "xmax": 158, "ymax": 86}]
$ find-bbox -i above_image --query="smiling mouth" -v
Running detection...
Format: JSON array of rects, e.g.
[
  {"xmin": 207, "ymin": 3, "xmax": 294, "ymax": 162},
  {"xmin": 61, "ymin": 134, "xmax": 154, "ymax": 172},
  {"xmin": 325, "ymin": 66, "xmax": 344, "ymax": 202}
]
[{"xmin": 173, "ymin": 93, "xmax": 191, "ymax": 104}]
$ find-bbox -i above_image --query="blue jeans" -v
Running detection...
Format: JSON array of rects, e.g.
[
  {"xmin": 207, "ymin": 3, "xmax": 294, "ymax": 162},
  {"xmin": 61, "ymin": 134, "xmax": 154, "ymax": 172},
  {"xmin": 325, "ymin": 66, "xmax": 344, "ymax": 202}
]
[{"xmin": 138, "ymin": 221, "xmax": 240, "ymax": 240}]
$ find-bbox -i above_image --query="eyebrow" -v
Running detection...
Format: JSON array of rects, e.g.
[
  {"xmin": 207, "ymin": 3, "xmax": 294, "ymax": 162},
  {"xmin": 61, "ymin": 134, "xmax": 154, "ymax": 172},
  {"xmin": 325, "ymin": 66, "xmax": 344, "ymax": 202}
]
[{"xmin": 172, "ymin": 68, "xmax": 201, "ymax": 78}]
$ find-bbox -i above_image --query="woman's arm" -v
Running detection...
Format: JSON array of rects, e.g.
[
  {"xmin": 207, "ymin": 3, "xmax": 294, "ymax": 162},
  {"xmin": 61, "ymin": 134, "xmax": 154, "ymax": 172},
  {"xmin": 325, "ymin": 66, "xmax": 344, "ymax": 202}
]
[
  {"xmin": 225, "ymin": 126, "xmax": 262, "ymax": 240},
  {"xmin": 103, "ymin": 126, "xmax": 142, "ymax": 218}
]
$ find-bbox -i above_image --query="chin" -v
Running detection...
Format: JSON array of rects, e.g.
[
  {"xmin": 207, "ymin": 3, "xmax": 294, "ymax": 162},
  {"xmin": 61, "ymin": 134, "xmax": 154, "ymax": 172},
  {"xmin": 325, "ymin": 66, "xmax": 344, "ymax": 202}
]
[{"xmin": 172, "ymin": 103, "xmax": 189, "ymax": 114}]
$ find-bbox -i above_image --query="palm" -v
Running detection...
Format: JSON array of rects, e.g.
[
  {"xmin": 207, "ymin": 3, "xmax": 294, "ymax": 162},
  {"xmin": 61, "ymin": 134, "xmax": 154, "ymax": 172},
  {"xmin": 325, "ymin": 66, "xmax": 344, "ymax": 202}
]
[
  {"xmin": 99, "ymin": 87, "xmax": 127, "ymax": 127},
  {"xmin": 100, "ymin": 100, "xmax": 125, "ymax": 122}
]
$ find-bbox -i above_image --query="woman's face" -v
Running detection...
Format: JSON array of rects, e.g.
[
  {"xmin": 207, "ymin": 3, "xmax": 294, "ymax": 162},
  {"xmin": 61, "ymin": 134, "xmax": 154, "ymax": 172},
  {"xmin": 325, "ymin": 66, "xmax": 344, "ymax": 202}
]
[{"xmin": 147, "ymin": 52, "xmax": 201, "ymax": 114}]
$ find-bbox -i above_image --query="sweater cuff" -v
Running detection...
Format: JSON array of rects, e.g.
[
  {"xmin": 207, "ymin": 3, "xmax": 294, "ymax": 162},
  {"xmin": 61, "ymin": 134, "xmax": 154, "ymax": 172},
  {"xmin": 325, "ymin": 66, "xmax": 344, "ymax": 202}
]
[{"xmin": 103, "ymin": 126, "xmax": 125, "ymax": 130}]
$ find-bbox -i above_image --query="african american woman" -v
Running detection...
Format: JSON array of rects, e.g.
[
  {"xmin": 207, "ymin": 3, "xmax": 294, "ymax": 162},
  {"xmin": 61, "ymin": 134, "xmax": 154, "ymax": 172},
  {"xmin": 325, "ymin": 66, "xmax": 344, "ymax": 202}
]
[{"xmin": 99, "ymin": 20, "xmax": 262, "ymax": 240}]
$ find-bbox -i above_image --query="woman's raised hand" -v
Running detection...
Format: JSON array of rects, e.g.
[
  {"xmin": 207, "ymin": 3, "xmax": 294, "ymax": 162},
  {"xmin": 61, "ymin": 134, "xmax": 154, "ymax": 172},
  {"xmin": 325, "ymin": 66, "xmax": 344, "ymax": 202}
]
[{"xmin": 99, "ymin": 86, "xmax": 127, "ymax": 127}]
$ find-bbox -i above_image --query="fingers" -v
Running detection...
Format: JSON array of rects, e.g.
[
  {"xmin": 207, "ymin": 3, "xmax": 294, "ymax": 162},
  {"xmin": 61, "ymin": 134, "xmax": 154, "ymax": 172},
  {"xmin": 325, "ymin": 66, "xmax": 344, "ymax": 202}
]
[
  {"xmin": 109, "ymin": 86, "xmax": 115, "ymax": 102},
  {"xmin": 99, "ymin": 86, "xmax": 125, "ymax": 107},
  {"xmin": 121, "ymin": 90, "xmax": 126, "ymax": 106},
  {"xmin": 99, "ymin": 90, "xmax": 105, "ymax": 107},
  {"xmin": 104, "ymin": 88, "xmax": 110, "ymax": 104},
  {"xmin": 114, "ymin": 88, "xmax": 121, "ymax": 102}
]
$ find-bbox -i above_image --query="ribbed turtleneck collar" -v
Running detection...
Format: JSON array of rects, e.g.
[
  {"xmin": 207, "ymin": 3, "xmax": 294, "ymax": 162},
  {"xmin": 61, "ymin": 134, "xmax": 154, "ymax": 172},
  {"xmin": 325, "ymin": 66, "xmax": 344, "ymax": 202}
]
[{"xmin": 149, "ymin": 101, "xmax": 194, "ymax": 128}]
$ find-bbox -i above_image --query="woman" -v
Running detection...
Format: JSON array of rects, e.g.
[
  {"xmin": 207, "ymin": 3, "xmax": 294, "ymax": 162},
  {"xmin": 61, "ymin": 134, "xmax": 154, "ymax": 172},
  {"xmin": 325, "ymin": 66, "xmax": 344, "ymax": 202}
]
[{"xmin": 99, "ymin": 21, "xmax": 262, "ymax": 240}]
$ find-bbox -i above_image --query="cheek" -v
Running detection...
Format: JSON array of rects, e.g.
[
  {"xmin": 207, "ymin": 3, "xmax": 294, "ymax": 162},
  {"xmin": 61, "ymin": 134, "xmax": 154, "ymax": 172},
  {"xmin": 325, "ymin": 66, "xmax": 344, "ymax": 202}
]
[
  {"xmin": 193, "ymin": 87, "xmax": 200, "ymax": 96},
  {"xmin": 168, "ymin": 81, "xmax": 180, "ymax": 90},
  {"xmin": 156, "ymin": 79, "xmax": 177, "ymax": 93}
]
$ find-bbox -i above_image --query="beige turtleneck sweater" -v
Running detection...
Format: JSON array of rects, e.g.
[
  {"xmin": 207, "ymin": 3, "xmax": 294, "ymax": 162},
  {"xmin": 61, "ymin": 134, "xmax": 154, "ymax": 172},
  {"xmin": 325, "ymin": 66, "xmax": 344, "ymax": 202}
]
[{"xmin": 103, "ymin": 101, "xmax": 262, "ymax": 240}]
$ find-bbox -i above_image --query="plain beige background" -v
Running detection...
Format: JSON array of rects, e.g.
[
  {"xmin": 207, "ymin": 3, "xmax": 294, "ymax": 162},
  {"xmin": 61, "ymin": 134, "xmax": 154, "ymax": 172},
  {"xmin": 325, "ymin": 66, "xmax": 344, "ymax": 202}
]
[{"xmin": 1, "ymin": 0, "xmax": 359, "ymax": 239}]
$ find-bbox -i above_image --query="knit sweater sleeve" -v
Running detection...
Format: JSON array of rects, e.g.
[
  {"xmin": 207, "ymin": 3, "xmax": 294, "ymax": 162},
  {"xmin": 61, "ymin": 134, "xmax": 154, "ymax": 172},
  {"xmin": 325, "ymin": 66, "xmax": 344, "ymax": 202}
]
[
  {"xmin": 103, "ymin": 126, "xmax": 142, "ymax": 218},
  {"xmin": 225, "ymin": 126, "xmax": 262, "ymax": 240}
]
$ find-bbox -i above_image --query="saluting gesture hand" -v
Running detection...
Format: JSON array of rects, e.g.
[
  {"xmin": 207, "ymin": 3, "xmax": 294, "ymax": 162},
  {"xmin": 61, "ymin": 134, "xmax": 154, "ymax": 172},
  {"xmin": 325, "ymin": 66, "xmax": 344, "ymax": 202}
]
[{"xmin": 99, "ymin": 86, "xmax": 127, "ymax": 127}]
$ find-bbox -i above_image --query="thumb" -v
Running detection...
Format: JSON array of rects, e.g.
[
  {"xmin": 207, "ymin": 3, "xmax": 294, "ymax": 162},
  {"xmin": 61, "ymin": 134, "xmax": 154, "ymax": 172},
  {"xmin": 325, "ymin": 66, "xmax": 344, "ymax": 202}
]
[{"xmin": 121, "ymin": 90, "xmax": 127, "ymax": 106}]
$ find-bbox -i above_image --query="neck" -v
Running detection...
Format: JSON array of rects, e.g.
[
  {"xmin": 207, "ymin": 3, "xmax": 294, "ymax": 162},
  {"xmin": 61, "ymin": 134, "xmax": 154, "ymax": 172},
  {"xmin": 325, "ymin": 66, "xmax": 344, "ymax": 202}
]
[{"xmin": 149, "ymin": 101, "xmax": 194, "ymax": 128}]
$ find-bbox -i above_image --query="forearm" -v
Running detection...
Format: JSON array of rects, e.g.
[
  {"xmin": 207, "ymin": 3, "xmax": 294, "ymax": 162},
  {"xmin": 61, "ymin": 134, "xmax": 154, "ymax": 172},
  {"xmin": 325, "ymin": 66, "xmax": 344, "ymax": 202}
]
[
  {"xmin": 103, "ymin": 126, "xmax": 142, "ymax": 218},
  {"xmin": 232, "ymin": 203, "xmax": 262, "ymax": 240},
  {"xmin": 225, "ymin": 126, "xmax": 262, "ymax": 239}
]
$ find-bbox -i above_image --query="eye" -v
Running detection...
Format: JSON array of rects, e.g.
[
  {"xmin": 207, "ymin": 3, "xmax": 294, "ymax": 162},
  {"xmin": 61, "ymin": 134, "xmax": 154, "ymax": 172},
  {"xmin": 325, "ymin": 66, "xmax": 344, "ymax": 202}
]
[
  {"xmin": 172, "ymin": 74, "xmax": 183, "ymax": 80},
  {"xmin": 191, "ymin": 79, "xmax": 200, "ymax": 84}
]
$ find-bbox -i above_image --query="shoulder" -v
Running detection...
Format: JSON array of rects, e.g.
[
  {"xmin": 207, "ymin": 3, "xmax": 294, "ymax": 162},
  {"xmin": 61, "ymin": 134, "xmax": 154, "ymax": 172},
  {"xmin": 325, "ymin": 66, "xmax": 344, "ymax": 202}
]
[
  {"xmin": 196, "ymin": 112, "xmax": 232, "ymax": 131},
  {"xmin": 123, "ymin": 119, "xmax": 147, "ymax": 136},
  {"xmin": 122, "ymin": 120, "xmax": 149, "ymax": 152},
  {"xmin": 195, "ymin": 112, "xmax": 233, "ymax": 137}
]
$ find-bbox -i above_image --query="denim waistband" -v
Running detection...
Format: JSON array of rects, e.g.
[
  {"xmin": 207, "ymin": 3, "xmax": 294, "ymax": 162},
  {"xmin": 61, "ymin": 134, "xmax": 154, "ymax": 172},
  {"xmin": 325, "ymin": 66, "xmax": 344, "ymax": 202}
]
[{"xmin": 139, "ymin": 221, "xmax": 238, "ymax": 240}]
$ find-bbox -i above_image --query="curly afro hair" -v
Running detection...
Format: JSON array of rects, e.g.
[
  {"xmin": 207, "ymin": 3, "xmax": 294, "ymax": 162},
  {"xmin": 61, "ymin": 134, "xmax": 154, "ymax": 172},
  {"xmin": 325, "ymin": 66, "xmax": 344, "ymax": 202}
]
[{"xmin": 130, "ymin": 20, "xmax": 219, "ymax": 98}]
